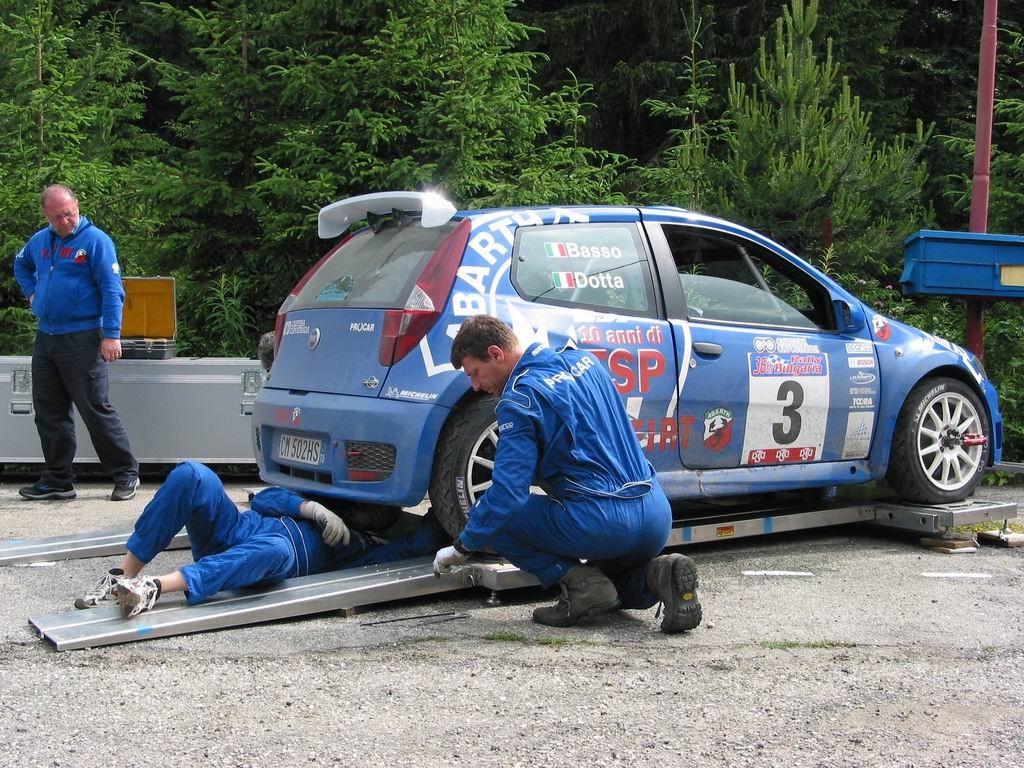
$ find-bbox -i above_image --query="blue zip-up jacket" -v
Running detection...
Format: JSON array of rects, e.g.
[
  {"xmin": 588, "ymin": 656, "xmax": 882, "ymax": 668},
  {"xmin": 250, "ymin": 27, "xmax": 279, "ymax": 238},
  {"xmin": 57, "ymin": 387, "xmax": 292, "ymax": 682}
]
[
  {"xmin": 458, "ymin": 343, "xmax": 655, "ymax": 552},
  {"xmin": 13, "ymin": 215, "xmax": 125, "ymax": 338}
]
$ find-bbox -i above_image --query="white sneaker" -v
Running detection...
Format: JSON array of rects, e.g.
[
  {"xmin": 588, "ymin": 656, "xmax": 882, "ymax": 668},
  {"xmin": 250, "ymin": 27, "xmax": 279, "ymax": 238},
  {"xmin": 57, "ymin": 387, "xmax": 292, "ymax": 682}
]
[
  {"xmin": 116, "ymin": 576, "xmax": 161, "ymax": 619},
  {"xmin": 74, "ymin": 570, "xmax": 123, "ymax": 609}
]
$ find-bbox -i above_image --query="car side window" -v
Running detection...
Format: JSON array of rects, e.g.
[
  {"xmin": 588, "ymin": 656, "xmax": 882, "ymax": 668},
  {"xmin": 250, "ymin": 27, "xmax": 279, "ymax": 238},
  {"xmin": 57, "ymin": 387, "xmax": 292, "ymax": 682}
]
[
  {"xmin": 512, "ymin": 223, "xmax": 655, "ymax": 316},
  {"xmin": 663, "ymin": 225, "xmax": 832, "ymax": 330}
]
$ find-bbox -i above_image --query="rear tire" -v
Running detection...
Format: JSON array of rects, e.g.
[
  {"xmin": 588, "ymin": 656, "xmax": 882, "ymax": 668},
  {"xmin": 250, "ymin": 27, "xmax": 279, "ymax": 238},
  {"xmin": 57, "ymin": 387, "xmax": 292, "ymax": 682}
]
[
  {"xmin": 428, "ymin": 396, "xmax": 499, "ymax": 538},
  {"xmin": 886, "ymin": 377, "xmax": 990, "ymax": 504}
]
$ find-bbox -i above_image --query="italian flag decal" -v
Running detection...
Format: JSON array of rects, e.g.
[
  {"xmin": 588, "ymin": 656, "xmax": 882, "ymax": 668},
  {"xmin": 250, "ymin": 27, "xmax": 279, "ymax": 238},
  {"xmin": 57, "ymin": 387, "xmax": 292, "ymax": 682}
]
[
  {"xmin": 544, "ymin": 242, "xmax": 569, "ymax": 258},
  {"xmin": 551, "ymin": 272, "xmax": 576, "ymax": 289}
]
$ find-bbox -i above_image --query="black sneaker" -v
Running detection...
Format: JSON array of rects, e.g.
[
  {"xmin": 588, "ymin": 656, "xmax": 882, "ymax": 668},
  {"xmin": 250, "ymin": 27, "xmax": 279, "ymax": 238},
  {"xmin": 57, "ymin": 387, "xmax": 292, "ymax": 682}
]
[
  {"xmin": 19, "ymin": 481, "xmax": 76, "ymax": 500},
  {"xmin": 110, "ymin": 477, "xmax": 140, "ymax": 501}
]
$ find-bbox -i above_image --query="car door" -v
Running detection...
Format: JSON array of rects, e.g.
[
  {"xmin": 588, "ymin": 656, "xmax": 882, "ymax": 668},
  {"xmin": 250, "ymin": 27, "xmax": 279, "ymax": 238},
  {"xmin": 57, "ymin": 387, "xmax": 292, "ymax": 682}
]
[
  {"xmin": 645, "ymin": 220, "xmax": 878, "ymax": 472},
  {"xmin": 509, "ymin": 219, "xmax": 682, "ymax": 475}
]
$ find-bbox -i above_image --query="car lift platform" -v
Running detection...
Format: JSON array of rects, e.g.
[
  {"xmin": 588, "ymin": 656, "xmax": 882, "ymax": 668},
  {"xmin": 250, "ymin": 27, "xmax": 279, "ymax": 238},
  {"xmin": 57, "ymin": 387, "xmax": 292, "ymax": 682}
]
[
  {"xmin": 29, "ymin": 557, "xmax": 538, "ymax": 651},
  {"xmin": 18, "ymin": 495, "xmax": 1017, "ymax": 651}
]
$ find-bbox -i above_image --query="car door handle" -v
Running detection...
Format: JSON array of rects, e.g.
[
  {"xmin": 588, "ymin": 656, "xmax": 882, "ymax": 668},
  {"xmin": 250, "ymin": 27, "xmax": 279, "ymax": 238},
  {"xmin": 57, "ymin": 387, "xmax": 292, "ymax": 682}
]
[{"xmin": 692, "ymin": 342, "xmax": 723, "ymax": 356}]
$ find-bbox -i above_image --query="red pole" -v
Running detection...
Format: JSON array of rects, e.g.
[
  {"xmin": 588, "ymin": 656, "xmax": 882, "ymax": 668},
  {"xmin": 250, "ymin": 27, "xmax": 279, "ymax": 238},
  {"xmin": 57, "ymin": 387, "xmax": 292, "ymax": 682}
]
[{"xmin": 966, "ymin": 0, "xmax": 999, "ymax": 363}]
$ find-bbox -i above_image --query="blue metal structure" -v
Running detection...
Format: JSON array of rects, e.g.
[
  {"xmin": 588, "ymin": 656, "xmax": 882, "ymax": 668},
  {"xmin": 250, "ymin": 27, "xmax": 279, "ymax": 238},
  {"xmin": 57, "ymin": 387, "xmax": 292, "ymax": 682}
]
[{"xmin": 902, "ymin": 229, "xmax": 1024, "ymax": 299}]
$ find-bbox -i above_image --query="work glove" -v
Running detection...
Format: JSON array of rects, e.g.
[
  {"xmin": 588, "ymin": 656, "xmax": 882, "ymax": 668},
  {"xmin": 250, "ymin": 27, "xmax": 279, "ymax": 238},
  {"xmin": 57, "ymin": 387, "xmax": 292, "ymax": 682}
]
[
  {"xmin": 433, "ymin": 545, "xmax": 469, "ymax": 576},
  {"xmin": 300, "ymin": 501, "xmax": 350, "ymax": 546}
]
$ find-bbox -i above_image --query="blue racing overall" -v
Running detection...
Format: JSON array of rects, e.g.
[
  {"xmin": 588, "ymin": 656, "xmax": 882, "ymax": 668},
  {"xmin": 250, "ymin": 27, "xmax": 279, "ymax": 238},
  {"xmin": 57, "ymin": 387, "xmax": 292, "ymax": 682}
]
[
  {"xmin": 126, "ymin": 461, "xmax": 446, "ymax": 604},
  {"xmin": 456, "ymin": 344, "xmax": 671, "ymax": 609}
]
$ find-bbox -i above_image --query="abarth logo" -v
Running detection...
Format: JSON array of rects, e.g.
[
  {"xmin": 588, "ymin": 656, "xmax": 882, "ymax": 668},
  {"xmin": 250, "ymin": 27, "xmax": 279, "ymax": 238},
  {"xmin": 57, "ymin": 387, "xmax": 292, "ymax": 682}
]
[
  {"xmin": 291, "ymin": 407, "xmax": 301, "ymax": 426},
  {"xmin": 872, "ymin": 315, "xmax": 892, "ymax": 342},
  {"xmin": 703, "ymin": 408, "xmax": 734, "ymax": 452},
  {"xmin": 73, "ymin": 248, "xmax": 88, "ymax": 264}
]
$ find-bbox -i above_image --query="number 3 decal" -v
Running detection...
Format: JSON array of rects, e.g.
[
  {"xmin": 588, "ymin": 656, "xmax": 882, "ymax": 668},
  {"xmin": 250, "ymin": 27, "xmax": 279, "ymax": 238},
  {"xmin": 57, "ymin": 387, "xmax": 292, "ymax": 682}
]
[{"xmin": 773, "ymin": 380, "xmax": 803, "ymax": 444}]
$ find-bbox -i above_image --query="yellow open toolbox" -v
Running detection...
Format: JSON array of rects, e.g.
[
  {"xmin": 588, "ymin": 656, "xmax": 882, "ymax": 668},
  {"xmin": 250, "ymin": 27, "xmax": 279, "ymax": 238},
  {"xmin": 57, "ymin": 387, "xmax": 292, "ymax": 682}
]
[{"xmin": 121, "ymin": 277, "xmax": 177, "ymax": 359}]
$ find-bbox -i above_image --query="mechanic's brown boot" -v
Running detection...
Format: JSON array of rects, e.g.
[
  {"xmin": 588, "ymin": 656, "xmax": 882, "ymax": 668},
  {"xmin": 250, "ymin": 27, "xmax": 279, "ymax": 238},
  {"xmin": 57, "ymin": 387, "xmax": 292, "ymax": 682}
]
[
  {"xmin": 646, "ymin": 553, "xmax": 702, "ymax": 633},
  {"xmin": 532, "ymin": 565, "xmax": 621, "ymax": 627}
]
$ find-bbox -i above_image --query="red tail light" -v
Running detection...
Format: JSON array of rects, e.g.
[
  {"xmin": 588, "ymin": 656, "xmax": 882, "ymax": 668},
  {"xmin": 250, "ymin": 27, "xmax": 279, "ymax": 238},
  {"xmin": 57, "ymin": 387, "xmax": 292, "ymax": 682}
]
[
  {"xmin": 378, "ymin": 219, "xmax": 471, "ymax": 366},
  {"xmin": 273, "ymin": 235, "xmax": 352, "ymax": 357}
]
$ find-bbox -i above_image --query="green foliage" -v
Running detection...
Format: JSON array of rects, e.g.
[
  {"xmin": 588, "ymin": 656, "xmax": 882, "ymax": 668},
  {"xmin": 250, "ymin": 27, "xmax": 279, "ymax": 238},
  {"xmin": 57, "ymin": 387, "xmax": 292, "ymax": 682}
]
[
  {"xmin": 715, "ymin": 0, "xmax": 931, "ymax": 274},
  {"xmin": 641, "ymin": 0, "xmax": 931, "ymax": 292},
  {"xmin": 172, "ymin": 270, "xmax": 255, "ymax": 357},
  {"xmin": 0, "ymin": 306, "xmax": 36, "ymax": 355},
  {"xmin": 636, "ymin": 0, "xmax": 728, "ymax": 209},
  {"xmin": 137, "ymin": 0, "xmax": 280, "ymax": 329},
  {"xmin": 135, "ymin": 0, "xmax": 625, "ymax": 343}
]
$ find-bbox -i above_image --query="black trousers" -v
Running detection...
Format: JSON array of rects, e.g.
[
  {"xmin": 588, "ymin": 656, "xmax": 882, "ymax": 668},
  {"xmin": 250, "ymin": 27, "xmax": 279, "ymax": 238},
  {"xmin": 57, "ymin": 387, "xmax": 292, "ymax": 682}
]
[{"xmin": 32, "ymin": 329, "xmax": 138, "ymax": 485}]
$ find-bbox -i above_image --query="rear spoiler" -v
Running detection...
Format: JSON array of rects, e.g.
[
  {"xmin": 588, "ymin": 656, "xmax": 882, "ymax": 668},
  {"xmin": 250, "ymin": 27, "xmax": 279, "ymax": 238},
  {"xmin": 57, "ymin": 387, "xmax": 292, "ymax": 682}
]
[{"xmin": 318, "ymin": 191, "xmax": 458, "ymax": 238}]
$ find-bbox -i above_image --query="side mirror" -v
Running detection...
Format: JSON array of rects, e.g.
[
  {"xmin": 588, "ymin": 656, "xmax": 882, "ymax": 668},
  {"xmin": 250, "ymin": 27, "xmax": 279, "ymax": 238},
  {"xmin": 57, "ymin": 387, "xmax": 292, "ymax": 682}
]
[{"xmin": 834, "ymin": 299, "xmax": 866, "ymax": 333}]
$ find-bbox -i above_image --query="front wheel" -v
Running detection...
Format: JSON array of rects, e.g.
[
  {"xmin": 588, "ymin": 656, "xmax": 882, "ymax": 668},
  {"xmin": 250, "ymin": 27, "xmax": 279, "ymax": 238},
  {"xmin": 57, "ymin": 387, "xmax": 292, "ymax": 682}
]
[
  {"xmin": 428, "ymin": 396, "xmax": 499, "ymax": 538},
  {"xmin": 886, "ymin": 378, "xmax": 990, "ymax": 504}
]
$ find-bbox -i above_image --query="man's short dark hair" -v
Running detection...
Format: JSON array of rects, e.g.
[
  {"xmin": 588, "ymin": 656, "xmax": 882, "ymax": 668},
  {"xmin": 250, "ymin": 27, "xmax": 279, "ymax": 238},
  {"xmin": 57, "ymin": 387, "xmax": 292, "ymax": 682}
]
[{"xmin": 450, "ymin": 315, "xmax": 518, "ymax": 368}]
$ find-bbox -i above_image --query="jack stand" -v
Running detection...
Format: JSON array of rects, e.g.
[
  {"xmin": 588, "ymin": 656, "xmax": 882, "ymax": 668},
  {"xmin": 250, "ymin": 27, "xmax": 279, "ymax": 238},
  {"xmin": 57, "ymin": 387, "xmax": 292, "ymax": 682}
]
[
  {"xmin": 977, "ymin": 521, "xmax": 1024, "ymax": 548},
  {"xmin": 485, "ymin": 590, "xmax": 502, "ymax": 607}
]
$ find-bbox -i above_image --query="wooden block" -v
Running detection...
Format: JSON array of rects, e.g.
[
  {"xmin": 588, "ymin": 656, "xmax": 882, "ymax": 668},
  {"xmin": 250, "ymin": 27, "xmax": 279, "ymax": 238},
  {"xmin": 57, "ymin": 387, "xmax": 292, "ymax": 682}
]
[
  {"xmin": 339, "ymin": 606, "xmax": 361, "ymax": 618},
  {"xmin": 920, "ymin": 537, "xmax": 976, "ymax": 549},
  {"xmin": 977, "ymin": 530, "xmax": 1024, "ymax": 548}
]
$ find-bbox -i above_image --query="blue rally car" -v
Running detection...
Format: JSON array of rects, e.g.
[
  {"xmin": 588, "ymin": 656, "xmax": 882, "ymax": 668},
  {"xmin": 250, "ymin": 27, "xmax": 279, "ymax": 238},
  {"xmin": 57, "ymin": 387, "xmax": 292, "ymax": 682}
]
[{"xmin": 253, "ymin": 191, "xmax": 1002, "ymax": 536}]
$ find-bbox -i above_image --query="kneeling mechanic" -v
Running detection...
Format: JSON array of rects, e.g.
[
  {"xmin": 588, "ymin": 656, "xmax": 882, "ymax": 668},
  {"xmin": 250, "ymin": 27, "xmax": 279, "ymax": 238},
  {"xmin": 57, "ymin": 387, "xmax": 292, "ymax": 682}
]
[{"xmin": 433, "ymin": 315, "xmax": 702, "ymax": 633}]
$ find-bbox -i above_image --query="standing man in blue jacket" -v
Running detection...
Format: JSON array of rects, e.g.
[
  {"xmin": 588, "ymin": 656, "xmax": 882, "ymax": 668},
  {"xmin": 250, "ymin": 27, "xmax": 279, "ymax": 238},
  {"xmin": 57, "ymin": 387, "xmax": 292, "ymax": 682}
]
[
  {"xmin": 13, "ymin": 185, "xmax": 139, "ymax": 501},
  {"xmin": 433, "ymin": 315, "xmax": 702, "ymax": 634}
]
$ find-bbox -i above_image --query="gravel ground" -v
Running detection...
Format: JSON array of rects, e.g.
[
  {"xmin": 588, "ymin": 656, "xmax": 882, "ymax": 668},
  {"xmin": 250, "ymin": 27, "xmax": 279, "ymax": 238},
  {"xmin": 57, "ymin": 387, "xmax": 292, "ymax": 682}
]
[{"xmin": 1, "ymin": 477, "xmax": 1022, "ymax": 767}]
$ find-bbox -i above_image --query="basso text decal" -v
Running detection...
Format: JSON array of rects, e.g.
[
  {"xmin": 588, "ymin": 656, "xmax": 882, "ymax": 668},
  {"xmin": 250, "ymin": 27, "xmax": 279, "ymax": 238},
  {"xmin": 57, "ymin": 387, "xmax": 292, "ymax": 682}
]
[{"xmin": 544, "ymin": 241, "xmax": 623, "ymax": 259}]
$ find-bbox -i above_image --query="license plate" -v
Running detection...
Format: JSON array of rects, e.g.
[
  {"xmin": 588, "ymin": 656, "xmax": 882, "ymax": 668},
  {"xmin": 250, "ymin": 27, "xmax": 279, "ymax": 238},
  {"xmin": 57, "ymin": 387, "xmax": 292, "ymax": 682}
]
[{"xmin": 277, "ymin": 433, "xmax": 325, "ymax": 467}]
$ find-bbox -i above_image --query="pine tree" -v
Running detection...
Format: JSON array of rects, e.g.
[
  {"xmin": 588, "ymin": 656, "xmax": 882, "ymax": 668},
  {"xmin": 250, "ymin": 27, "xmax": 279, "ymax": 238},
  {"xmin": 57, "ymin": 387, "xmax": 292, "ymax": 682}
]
[
  {"xmin": 253, "ymin": 0, "xmax": 625, "ymax": 211},
  {"xmin": 635, "ymin": 0, "xmax": 727, "ymax": 209}
]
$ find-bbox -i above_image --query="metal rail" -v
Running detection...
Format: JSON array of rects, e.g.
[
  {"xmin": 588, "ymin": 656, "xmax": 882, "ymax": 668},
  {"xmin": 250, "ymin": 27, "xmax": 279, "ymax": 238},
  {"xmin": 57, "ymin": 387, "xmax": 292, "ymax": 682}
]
[{"xmin": 0, "ymin": 530, "xmax": 190, "ymax": 567}]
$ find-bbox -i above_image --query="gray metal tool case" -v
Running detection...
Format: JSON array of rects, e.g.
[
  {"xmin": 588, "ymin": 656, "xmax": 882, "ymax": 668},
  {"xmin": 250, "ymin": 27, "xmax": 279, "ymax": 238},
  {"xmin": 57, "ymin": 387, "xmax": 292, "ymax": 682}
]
[{"xmin": 1, "ymin": 356, "xmax": 264, "ymax": 465}]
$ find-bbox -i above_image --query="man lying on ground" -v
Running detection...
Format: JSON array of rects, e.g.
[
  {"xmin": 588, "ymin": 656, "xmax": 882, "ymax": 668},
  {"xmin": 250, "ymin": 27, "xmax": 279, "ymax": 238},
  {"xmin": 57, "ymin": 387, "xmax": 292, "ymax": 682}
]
[{"xmin": 75, "ymin": 460, "xmax": 448, "ymax": 618}]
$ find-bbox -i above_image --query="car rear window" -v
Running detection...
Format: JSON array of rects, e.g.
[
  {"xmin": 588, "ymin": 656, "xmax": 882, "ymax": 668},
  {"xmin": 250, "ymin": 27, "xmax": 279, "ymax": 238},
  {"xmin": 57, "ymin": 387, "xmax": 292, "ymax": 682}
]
[
  {"xmin": 292, "ymin": 221, "xmax": 460, "ymax": 310},
  {"xmin": 512, "ymin": 223, "xmax": 655, "ymax": 316}
]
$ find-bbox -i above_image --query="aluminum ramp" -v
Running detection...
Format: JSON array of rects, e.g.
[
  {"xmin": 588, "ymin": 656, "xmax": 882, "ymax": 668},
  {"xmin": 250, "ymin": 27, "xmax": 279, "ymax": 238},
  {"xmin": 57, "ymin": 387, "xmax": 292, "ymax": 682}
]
[
  {"xmin": 29, "ymin": 556, "xmax": 539, "ymax": 651},
  {"xmin": 0, "ymin": 529, "xmax": 190, "ymax": 567}
]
